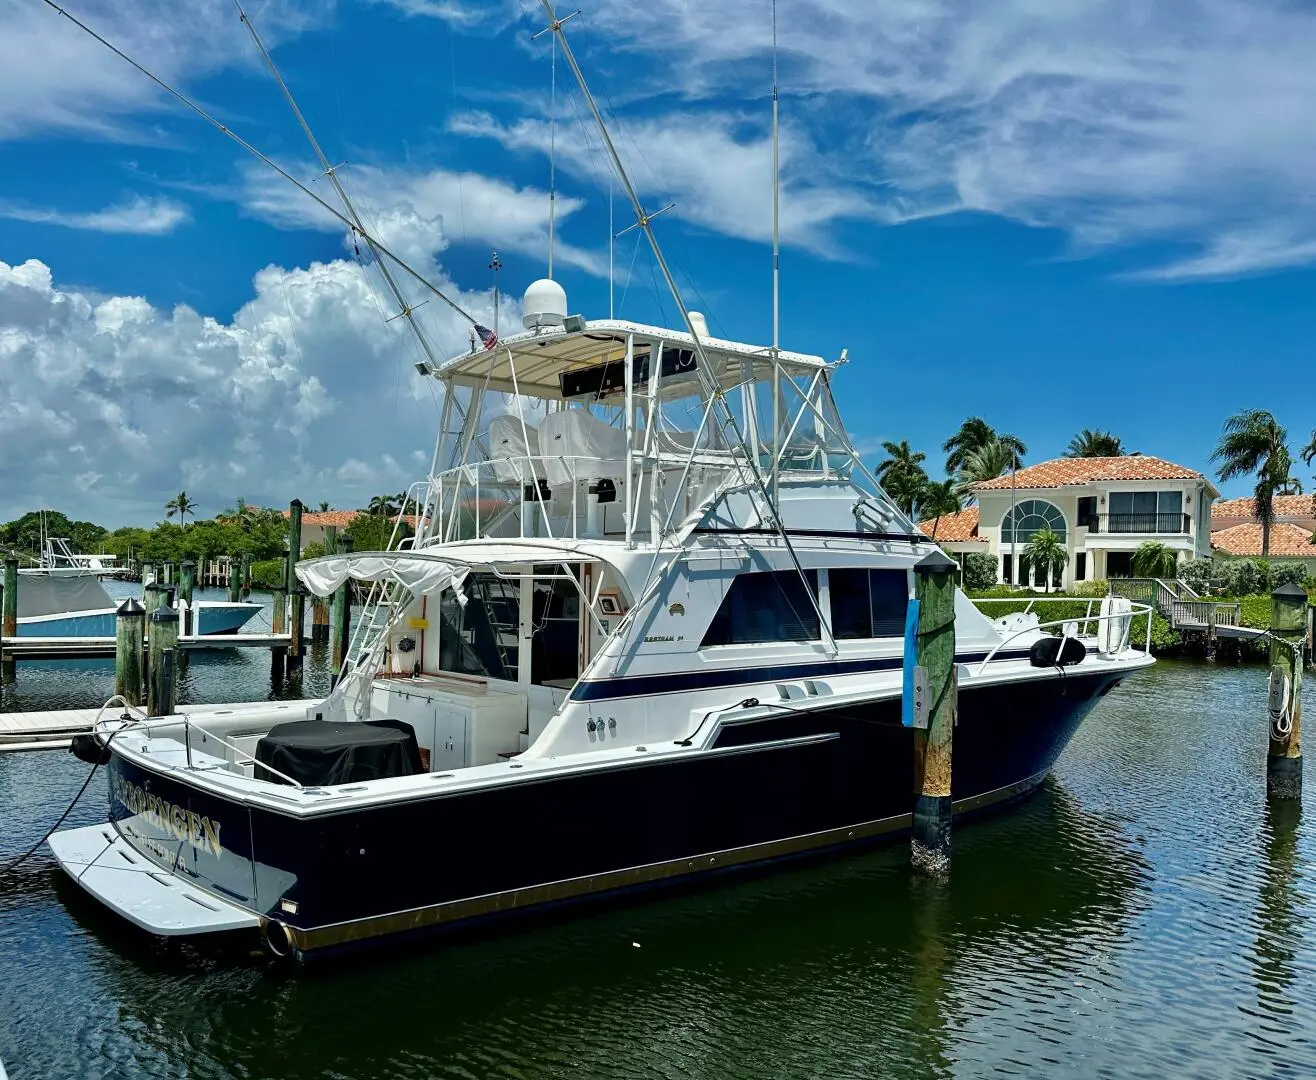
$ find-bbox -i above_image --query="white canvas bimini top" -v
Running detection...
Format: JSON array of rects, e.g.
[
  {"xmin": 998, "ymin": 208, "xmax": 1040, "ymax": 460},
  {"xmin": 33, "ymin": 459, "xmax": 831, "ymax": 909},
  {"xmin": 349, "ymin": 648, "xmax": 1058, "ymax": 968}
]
[{"xmin": 431, "ymin": 319, "xmax": 832, "ymax": 399}]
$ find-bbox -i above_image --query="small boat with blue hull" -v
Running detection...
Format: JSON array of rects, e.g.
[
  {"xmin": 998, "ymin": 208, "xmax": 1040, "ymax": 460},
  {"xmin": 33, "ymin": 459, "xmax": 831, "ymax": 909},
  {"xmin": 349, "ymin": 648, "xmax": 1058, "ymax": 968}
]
[
  {"xmin": 16, "ymin": 572, "xmax": 261, "ymax": 638},
  {"xmin": 50, "ymin": 305, "xmax": 1154, "ymax": 960}
]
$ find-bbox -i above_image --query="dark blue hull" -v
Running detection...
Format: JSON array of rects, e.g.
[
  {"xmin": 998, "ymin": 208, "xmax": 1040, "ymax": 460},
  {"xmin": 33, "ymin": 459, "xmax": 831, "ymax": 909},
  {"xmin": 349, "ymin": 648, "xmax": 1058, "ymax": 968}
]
[{"xmin": 105, "ymin": 668, "xmax": 1125, "ymax": 955}]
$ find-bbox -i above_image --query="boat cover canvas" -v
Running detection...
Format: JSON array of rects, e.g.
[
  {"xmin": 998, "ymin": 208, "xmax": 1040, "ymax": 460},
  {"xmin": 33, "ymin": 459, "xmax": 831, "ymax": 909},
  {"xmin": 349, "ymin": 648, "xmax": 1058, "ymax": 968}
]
[
  {"xmin": 296, "ymin": 554, "xmax": 470, "ymax": 598},
  {"xmin": 254, "ymin": 719, "xmax": 423, "ymax": 786},
  {"xmin": 16, "ymin": 573, "xmax": 115, "ymax": 618}
]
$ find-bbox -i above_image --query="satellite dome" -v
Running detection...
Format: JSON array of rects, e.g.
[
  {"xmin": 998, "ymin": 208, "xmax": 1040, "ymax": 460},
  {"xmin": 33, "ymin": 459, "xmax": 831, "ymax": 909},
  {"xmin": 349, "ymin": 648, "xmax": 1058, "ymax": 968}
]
[{"xmin": 522, "ymin": 278, "xmax": 568, "ymax": 330}]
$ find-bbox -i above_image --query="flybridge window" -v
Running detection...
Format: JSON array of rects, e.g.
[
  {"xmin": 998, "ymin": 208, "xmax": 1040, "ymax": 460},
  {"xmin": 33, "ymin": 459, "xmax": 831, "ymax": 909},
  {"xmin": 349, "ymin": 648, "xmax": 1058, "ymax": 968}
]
[
  {"xmin": 829, "ymin": 569, "xmax": 910, "ymax": 639},
  {"xmin": 701, "ymin": 570, "xmax": 820, "ymax": 646}
]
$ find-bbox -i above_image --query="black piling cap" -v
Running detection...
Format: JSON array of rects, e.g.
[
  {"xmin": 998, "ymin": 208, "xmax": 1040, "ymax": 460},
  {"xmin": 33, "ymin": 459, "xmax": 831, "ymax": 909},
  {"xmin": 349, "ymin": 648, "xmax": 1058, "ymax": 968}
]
[
  {"xmin": 149, "ymin": 604, "xmax": 179, "ymax": 623},
  {"xmin": 116, "ymin": 597, "xmax": 145, "ymax": 616},
  {"xmin": 1273, "ymin": 583, "xmax": 1307, "ymax": 600},
  {"xmin": 290, "ymin": 497, "xmax": 304, "ymax": 510},
  {"xmin": 181, "ymin": 558, "xmax": 196, "ymax": 570},
  {"xmin": 913, "ymin": 548, "xmax": 958, "ymax": 575}
]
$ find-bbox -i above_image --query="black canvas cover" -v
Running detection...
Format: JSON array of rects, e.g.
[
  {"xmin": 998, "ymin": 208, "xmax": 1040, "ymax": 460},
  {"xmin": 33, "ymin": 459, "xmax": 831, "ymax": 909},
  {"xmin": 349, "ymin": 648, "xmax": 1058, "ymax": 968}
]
[{"xmin": 254, "ymin": 719, "xmax": 423, "ymax": 787}]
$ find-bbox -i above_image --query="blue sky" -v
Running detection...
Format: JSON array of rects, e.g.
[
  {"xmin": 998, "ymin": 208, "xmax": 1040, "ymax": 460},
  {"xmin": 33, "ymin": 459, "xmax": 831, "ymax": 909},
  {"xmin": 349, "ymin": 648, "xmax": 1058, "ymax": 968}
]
[{"xmin": 3, "ymin": 0, "xmax": 1316, "ymax": 526}]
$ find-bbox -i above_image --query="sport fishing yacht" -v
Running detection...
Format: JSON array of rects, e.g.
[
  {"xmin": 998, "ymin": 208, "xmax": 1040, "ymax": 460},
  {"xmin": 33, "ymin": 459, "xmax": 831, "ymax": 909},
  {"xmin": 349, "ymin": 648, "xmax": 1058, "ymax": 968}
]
[
  {"xmin": 50, "ymin": 287, "xmax": 1153, "ymax": 957},
  {"xmin": 15, "ymin": 571, "xmax": 261, "ymax": 638},
  {"xmin": 46, "ymin": 0, "xmax": 1151, "ymax": 959}
]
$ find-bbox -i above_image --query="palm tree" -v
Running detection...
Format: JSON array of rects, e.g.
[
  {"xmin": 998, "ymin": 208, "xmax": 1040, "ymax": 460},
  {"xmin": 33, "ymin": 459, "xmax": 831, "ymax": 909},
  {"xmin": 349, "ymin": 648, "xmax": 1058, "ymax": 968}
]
[
  {"xmin": 318, "ymin": 501, "xmax": 332, "ymax": 512},
  {"xmin": 165, "ymin": 490, "xmax": 197, "ymax": 526},
  {"xmin": 1132, "ymin": 541, "xmax": 1178, "ymax": 579},
  {"xmin": 1301, "ymin": 429, "xmax": 1316, "ymax": 471},
  {"xmin": 954, "ymin": 439, "xmax": 1014, "ymax": 499},
  {"xmin": 1065, "ymin": 429, "xmax": 1125, "ymax": 458},
  {"xmin": 1210, "ymin": 409, "xmax": 1296, "ymax": 559},
  {"xmin": 1021, "ymin": 528, "xmax": 1068, "ymax": 593},
  {"xmin": 367, "ymin": 493, "xmax": 399, "ymax": 517},
  {"xmin": 920, "ymin": 478, "xmax": 962, "ymax": 541},
  {"xmin": 943, "ymin": 417, "xmax": 1026, "ymax": 475},
  {"xmin": 875, "ymin": 441, "xmax": 928, "ymax": 517}
]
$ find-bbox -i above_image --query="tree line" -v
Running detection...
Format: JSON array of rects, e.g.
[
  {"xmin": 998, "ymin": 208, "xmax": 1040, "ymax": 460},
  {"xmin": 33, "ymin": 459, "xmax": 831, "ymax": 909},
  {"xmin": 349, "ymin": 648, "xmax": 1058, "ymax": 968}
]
[{"xmin": 0, "ymin": 490, "xmax": 421, "ymax": 569}]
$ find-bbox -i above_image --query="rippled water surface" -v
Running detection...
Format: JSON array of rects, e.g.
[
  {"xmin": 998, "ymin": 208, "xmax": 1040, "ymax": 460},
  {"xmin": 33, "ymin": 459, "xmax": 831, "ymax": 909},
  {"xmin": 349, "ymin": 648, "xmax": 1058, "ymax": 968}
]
[{"xmin": 3, "ymin": 657, "xmax": 1316, "ymax": 1078}]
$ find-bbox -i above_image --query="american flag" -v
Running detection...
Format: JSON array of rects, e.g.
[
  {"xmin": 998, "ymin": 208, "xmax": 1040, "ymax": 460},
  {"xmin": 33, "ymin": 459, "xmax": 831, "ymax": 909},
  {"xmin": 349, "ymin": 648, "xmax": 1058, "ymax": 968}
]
[{"xmin": 474, "ymin": 323, "xmax": 498, "ymax": 351}]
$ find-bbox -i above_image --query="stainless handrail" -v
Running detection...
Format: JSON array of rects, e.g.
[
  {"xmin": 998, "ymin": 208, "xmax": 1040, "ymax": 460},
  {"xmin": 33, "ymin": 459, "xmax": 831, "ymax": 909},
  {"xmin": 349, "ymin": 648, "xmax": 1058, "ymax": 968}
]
[{"xmin": 971, "ymin": 599, "xmax": 1155, "ymax": 674}]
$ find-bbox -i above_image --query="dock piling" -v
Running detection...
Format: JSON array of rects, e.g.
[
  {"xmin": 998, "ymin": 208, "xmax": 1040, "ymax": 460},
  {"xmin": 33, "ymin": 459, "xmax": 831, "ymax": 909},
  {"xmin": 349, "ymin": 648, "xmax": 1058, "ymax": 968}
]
[
  {"xmin": 1267, "ymin": 584, "xmax": 1305, "ymax": 800},
  {"xmin": 179, "ymin": 560, "xmax": 196, "ymax": 636},
  {"xmin": 910, "ymin": 549, "xmax": 958, "ymax": 875},
  {"xmin": 240, "ymin": 553, "xmax": 252, "ymax": 602},
  {"xmin": 147, "ymin": 603, "xmax": 180, "ymax": 717},
  {"xmin": 115, "ymin": 598, "xmax": 146, "ymax": 705},
  {"xmin": 331, "ymin": 536, "xmax": 353, "ymax": 678},
  {"xmin": 227, "ymin": 559, "xmax": 241, "ymax": 604},
  {"xmin": 2, "ymin": 558, "xmax": 17, "ymax": 685}
]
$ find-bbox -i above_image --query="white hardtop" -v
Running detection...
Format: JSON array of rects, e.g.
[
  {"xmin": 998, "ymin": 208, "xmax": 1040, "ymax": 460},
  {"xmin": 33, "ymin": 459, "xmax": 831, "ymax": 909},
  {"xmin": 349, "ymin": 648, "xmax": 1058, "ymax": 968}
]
[{"xmin": 432, "ymin": 318, "xmax": 832, "ymax": 399}]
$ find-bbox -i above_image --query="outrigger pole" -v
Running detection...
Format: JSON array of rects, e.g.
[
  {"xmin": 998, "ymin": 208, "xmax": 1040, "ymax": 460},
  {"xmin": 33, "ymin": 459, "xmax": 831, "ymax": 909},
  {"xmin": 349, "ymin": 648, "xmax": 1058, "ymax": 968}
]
[{"xmin": 535, "ymin": 0, "xmax": 837, "ymax": 654}]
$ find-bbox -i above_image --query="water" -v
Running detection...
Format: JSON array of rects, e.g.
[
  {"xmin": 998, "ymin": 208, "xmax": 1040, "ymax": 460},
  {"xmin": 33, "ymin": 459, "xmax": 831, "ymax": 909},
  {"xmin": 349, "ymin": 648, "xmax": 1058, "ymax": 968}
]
[{"xmin": 3, "ymin": 660, "xmax": 1316, "ymax": 1078}]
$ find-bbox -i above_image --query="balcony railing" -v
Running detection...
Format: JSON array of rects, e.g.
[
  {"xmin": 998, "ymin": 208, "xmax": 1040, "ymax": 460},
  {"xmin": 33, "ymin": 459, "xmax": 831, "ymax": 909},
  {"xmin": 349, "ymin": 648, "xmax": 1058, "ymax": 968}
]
[{"xmin": 1082, "ymin": 513, "xmax": 1190, "ymax": 535}]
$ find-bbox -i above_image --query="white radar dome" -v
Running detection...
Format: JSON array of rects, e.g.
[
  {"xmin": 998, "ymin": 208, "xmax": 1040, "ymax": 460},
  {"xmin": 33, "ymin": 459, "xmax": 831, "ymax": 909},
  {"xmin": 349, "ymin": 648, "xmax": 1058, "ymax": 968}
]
[
  {"xmin": 688, "ymin": 311, "xmax": 709, "ymax": 338},
  {"xmin": 522, "ymin": 278, "xmax": 568, "ymax": 330}
]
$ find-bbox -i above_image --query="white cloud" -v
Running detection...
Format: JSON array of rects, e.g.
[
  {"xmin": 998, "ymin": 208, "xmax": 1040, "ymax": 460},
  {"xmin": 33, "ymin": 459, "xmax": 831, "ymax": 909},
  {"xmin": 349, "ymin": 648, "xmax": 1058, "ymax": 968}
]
[
  {"xmin": 451, "ymin": 110, "xmax": 881, "ymax": 255},
  {"xmin": 0, "ymin": 0, "xmax": 319, "ymax": 141},
  {"xmin": 0, "ymin": 195, "xmax": 189, "ymax": 235},
  {"xmin": 445, "ymin": 0, "xmax": 1316, "ymax": 280},
  {"xmin": 240, "ymin": 161, "xmax": 604, "ymax": 274},
  {"xmin": 0, "ymin": 256, "xmax": 503, "ymax": 525}
]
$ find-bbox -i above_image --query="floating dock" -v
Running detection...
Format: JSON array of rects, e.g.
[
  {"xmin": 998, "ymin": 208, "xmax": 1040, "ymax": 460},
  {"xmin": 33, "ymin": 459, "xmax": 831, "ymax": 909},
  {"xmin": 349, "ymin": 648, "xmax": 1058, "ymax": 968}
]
[{"xmin": 0, "ymin": 698, "xmax": 316, "ymax": 753}]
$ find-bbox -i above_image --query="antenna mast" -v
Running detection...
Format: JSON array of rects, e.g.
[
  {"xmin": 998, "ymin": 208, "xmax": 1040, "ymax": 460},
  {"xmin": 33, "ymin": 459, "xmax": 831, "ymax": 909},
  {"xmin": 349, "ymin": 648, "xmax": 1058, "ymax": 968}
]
[
  {"xmin": 489, "ymin": 251, "xmax": 502, "ymax": 336},
  {"xmin": 770, "ymin": 0, "xmax": 782, "ymax": 508},
  {"xmin": 536, "ymin": 0, "xmax": 837, "ymax": 654}
]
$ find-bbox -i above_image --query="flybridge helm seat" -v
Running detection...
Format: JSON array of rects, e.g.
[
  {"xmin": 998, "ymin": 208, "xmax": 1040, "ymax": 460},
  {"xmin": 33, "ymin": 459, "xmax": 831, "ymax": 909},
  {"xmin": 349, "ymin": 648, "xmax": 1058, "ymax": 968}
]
[
  {"xmin": 538, "ymin": 409, "xmax": 628, "ymax": 487},
  {"xmin": 489, "ymin": 416, "xmax": 546, "ymax": 483}
]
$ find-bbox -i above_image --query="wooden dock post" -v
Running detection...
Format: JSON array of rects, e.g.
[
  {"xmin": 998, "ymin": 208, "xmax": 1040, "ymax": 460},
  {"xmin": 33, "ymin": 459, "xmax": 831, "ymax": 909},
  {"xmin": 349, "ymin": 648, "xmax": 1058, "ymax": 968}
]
[
  {"xmin": 115, "ymin": 598, "xmax": 146, "ymax": 705},
  {"xmin": 146, "ymin": 603, "xmax": 180, "ymax": 717},
  {"xmin": 332, "ymin": 536, "xmax": 354, "ymax": 678},
  {"xmin": 1, "ymin": 557, "xmax": 17, "ymax": 685},
  {"xmin": 287, "ymin": 587, "xmax": 306, "ymax": 678},
  {"xmin": 270, "ymin": 558, "xmax": 288, "ymax": 685},
  {"xmin": 240, "ymin": 553, "xmax": 252, "ymax": 602},
  {"xmin": 227, "ymin": 558, "xmax": 241, "ymax": 603},
  {"xmin": 1267, "ymin": 584, "xmax": 1305, "ymax": 800},
  {"xmin": 179, "ymin": 560, "xmax": 196, "ymax": 636},
  {"xmin": 143, "ymin": 580, "xmax": 163, "ymax": 617},
  {"xmin": 910, "ymin": 549, "xmax": 958, "ymax": 874}
]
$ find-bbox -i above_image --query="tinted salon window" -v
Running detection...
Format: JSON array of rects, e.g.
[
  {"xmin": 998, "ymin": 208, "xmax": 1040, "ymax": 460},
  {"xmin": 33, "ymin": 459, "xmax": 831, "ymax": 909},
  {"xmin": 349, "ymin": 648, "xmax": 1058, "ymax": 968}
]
[
  {"xmin": 828, "ymin": 568, "xmax": 909, "ymax": 639},
  {"xmin": 701, "ymin": 570, "xmax": 819, "ymax": 646}
]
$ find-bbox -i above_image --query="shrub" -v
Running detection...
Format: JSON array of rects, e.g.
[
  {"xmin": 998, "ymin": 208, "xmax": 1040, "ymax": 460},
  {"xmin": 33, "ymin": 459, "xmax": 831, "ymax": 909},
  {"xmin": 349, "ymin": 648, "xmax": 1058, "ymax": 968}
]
[
  {"xmin": 1132, "ymin": 541, "xmax": 1178, "ymax": 579},
  {"xmin": 250, "ymin": 558, "xmax": 284, "ymax": 590},
  {"xmin": 1178, "ymin": 558, "xmax": 1214, "ymax": 594},
  {"xmin": 961, "ymin": 552, "xmax": 997, "ymax": 592},
  {"xmin": 1215, "ymin": 558, "xmax": 1271, "ymax": 597},
  {"xmin": 1272, "ymin": 563, "xmax": 1310, "ymax": 588}
]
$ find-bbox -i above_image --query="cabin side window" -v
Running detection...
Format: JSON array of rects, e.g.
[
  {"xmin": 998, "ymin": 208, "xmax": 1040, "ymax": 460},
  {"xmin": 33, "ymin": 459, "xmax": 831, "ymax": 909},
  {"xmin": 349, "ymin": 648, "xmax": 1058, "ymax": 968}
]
[
  {"xmin": 437, "ymin": 572, "xmax": 520, "ymax": 681},
  {"xmin": 701, "ymin": 570, "xmax": 820, "ymax": 646},
  {"xmin": 828, "ymin": 569, "xmax": 909, "ymax": 639}
]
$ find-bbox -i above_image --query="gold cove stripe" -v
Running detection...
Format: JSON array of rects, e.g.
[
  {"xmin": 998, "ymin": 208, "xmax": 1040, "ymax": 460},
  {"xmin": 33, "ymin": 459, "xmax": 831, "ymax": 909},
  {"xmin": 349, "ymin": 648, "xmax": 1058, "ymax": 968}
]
[{"xmin": 281, "ymin": 769, "xmax": 1048, "ymax": 953}]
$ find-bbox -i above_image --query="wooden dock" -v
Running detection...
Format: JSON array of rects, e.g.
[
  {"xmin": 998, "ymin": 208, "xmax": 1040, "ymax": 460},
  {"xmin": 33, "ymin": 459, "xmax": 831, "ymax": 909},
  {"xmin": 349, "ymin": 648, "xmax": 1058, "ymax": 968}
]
[
  {"xmin": 0, "ymin": 633, "xmax": 293, "ymax": 661},
  {"xmin": 0, "ymin": 698, "xmax": 317, "ymax": 753}
]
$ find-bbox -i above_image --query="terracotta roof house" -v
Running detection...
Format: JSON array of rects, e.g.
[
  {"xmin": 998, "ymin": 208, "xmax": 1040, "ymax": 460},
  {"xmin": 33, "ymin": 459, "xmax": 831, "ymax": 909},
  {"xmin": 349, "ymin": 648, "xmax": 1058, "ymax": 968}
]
[
  {"xmin": 917, "ymin": 507, "xmax": 986, "ymax": 554},
  {"xmin": 281, "ymin": 508, "xmax": 426, "ymax": 553},
  {"xmin": 959, "ymin": 455, "xmax": 1217, "ymax": 589},
  {"xmin": 1210, "ymin": 494, "xmax": 1316, "ymax": 534},
  {"xmin": 1212, "ymin": 522, "xmax": 1316, "ymax": 570}
]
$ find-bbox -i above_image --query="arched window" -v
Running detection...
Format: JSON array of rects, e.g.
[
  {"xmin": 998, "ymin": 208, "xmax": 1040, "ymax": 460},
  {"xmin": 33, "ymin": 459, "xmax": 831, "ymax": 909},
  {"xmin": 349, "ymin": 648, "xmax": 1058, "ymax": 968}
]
[{"xmin": 1000, "ymin": 499, "xmax": 1067, "ymax": 545}]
